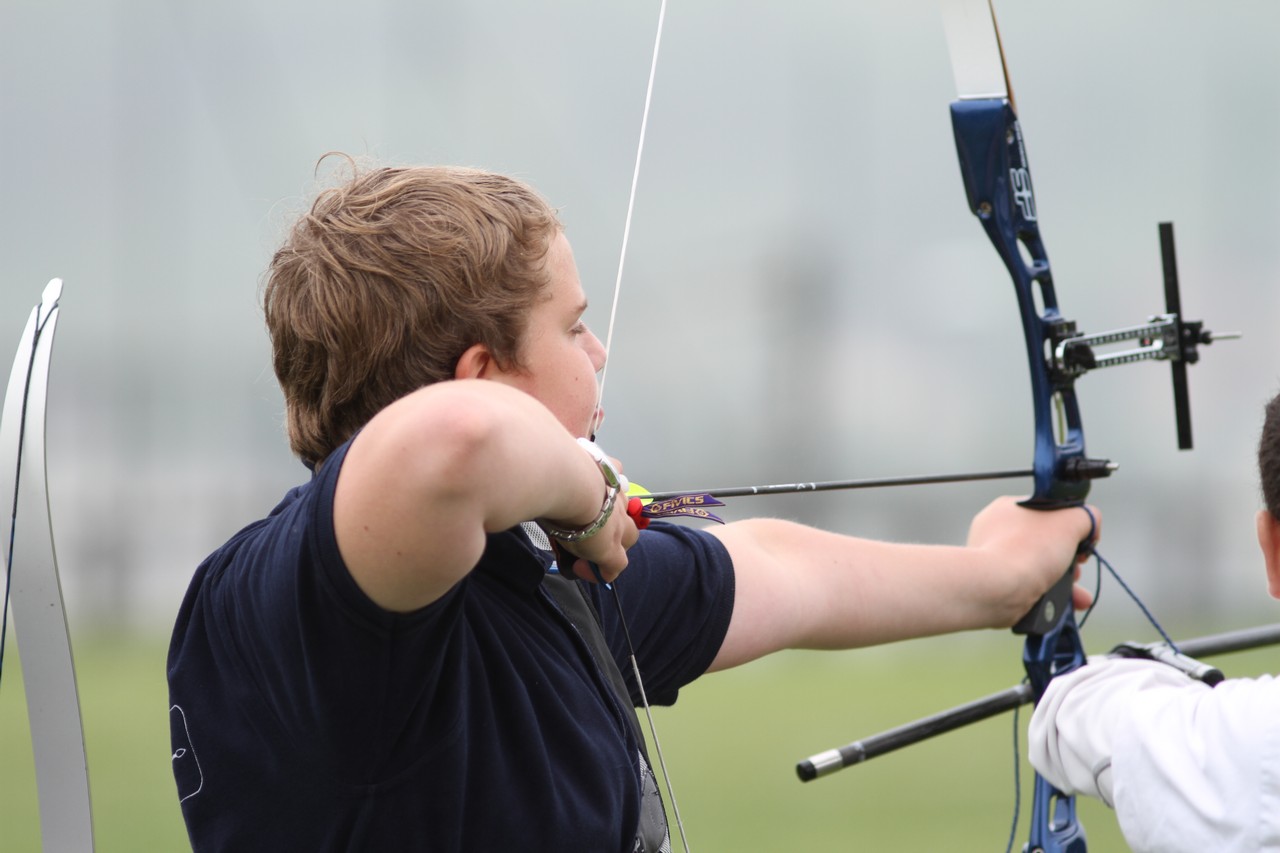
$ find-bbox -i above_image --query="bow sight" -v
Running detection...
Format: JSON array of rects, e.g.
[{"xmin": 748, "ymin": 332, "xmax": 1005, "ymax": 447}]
[{"xmin": 1047, "ymin": 222, "xmax": 1240, "ymax": 452}]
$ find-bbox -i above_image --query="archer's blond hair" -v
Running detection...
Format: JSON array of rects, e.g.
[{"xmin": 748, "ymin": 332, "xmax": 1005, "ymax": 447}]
[{"xmin": 264, "ymin": 158, "xmax": 561, "ymax": 466}]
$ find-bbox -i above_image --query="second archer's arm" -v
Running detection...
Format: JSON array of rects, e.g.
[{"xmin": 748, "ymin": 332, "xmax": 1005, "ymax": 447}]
[{"xmin": 1028, "ymin": 656, "xmax": 1280, "ymax": 853}]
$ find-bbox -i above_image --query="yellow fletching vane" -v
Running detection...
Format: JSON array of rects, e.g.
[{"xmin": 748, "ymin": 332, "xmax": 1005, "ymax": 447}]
[{"xmin": 626, "ymin": 482, "xmax": 652, "ymax": 505}]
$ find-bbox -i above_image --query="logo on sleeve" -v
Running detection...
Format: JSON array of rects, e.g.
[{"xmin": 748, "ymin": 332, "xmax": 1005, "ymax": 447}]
[{"xmin": 170, "ymin": 704, "xmax": 204, "ymax": 802}]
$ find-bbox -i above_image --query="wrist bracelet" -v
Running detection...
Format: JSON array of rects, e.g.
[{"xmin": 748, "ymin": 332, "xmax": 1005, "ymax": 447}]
[{"xmin": 539, "ymin": 439, "xmax": 623, "ymax": 543}]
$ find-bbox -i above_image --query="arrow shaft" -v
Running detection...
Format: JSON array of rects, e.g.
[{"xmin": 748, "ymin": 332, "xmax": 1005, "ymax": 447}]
[{"xmin": 642, "ymin": 468, "xmax": 1035, "ymax": 502}]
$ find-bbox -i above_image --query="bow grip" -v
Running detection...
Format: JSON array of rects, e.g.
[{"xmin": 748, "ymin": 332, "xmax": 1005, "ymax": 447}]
[
  {"xmin": 1013, "ymin": 563, "xmax": 1074, "ymax": 637},
  {"xmin": 1011, "ymin": 494, "xmax": 1096, "ymax": 637}
]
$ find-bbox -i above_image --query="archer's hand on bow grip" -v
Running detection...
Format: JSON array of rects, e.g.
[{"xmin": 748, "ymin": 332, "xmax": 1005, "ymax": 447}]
[{"xmin": 966, "ymin": 497, "xmax": 1100, "ymax": 629}]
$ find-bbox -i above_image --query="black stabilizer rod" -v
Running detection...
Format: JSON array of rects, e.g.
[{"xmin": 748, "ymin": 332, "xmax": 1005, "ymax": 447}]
[
  {"xmin": 796, "ymin": 684, "xmax": 1031, "ymax": 781},
  {"xmin": 796, "ymin": 622, "xmax": 1280, "ymax": 782}
]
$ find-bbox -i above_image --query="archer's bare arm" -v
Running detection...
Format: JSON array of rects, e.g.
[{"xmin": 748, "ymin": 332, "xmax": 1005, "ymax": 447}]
[
  {"xmin": 706, "ymin": 496, "xmax": 1097, "ymax": 671},
  {"xmin": 332, "ymin": 380, "xmax": 637, "ymax": 613}
]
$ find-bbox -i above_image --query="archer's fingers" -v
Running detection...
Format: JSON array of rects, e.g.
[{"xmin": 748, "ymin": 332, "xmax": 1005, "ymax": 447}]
[
  {"xmin": 1071, "ymin": 582, "xmax": 1094, "ymax": 612},
  {"xmin": 564, "ymin": 505, "xmax": 639, "ymax": 583},
  {"xmin": 1078, "ymin": 503, "xmax": 1102, "ymax": 551}
]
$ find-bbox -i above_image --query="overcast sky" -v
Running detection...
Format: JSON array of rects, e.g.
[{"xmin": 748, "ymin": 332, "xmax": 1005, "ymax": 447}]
[{"xmin": 2, "ymin": 0, "xmax": 1278, "ymax": 635}]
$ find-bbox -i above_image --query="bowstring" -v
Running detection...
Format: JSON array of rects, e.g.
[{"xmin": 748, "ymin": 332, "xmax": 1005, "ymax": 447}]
[
  {"xmin": 593, "ymin": 0, "xmax": 668, "ymax": 421},
  {"xmin": 592, "ymin": 3, "xmax": 691, "ymax": 851}
]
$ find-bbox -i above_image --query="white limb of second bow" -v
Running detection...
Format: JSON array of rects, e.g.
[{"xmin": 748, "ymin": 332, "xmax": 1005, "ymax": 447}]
[{"xmin": 0, "ymin": 278, "xmax": 95, "ymax": 851}]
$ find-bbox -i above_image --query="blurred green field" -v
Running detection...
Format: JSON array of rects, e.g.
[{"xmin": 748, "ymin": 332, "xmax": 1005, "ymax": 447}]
[{"xmin": 1, "ymin": 626, "xmax": 1274, "ymax": 851}]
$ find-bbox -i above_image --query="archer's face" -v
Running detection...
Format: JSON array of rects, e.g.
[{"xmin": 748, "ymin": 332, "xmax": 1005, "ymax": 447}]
[{"xmin": 487, "ymin": 231, "xmax": 606, "ymax": 438}]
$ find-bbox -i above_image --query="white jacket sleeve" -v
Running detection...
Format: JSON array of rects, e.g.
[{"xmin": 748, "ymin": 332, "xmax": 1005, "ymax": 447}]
[{"xmin": 1028, "ymin": 656, "xmax": 1280, "ymax": 852}]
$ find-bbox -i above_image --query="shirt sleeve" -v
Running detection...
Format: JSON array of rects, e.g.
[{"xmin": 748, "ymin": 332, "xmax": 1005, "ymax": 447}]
[
  {"xmin": 1029, "ymin": 656, "xmax": 1280, "ymax": 852},
  {"xmin": 587, "ymin": 521, "xmax": 735, "ymax": 707}
]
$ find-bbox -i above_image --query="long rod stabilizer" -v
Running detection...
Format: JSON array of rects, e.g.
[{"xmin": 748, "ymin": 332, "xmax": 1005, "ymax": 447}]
[{"xmin": 796, "ymin": 622, "xmax": 1280, "ymax": 781}]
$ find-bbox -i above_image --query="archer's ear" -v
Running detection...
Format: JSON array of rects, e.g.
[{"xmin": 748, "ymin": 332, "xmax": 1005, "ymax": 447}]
[
  {"xmin": 454, "ymin": 343, "xmax": 493, "ymax": 380},
  {"xmin": 1256, "ymin": 509, "xmax": 1280, "ymax": 599}
]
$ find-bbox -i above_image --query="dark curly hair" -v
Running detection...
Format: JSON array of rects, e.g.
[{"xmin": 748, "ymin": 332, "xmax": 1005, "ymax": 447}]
[{"xmin": 1259, "ymin": 392, "xmax": 1280, "ymax": 519}]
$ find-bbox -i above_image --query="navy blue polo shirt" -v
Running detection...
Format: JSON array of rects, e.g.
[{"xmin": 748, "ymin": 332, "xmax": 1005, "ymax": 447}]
[{"xmin": 168, "ymin": 438, "xmax": 735, "ymax": 852}]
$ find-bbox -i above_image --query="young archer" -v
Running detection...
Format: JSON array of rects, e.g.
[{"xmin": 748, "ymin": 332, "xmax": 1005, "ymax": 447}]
[{"xmin": 168, "ymin": 159, "xmax": 1098, "ymax": 851}]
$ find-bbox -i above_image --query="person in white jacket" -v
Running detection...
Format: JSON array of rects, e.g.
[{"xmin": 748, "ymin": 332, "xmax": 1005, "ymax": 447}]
[{"xmin": 1028, "ymin": 390, "xmax": 1280, "ymax": 852}]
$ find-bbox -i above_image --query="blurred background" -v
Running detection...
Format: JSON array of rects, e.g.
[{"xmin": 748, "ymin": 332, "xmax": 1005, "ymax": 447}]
[{"xmin": 1, "ymin": 0, "xmax": 1277, "ymax": 849}]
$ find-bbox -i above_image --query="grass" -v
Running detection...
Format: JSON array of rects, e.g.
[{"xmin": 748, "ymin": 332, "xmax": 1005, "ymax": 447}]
[
  {"xmin": 640, "ymin": 634, "xmax": 1133, "ymax": 852},
  {"xmin": 0, "ymin": 630, "xmax": 188, "ymax": 852},
  {"xmin": 1, "ymin": 626, "xmax": 1273, "ymax": 851}
]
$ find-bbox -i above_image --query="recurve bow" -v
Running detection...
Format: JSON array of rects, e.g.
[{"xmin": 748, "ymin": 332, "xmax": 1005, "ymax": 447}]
[
  {"xmin": 795, "ymin": 3, "xmax": 1234, "ymax": 850},
  {"xmin": 0, "ymin": 278, "xmax": 95, "ymax": 851}
]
